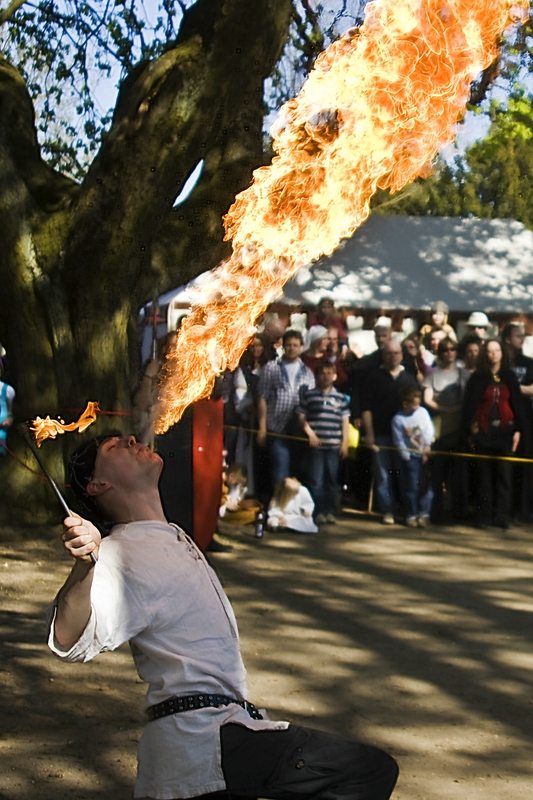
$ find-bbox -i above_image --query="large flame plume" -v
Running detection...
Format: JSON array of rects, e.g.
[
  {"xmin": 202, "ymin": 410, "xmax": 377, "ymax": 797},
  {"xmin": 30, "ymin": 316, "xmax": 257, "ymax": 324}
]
[
  {"xmin": 30, "ymin": 402, "xmax": 100, "ymax": 447},
  {"xmin": 155, "ymin": 0, "xmax": 526, "ymax": 434}
]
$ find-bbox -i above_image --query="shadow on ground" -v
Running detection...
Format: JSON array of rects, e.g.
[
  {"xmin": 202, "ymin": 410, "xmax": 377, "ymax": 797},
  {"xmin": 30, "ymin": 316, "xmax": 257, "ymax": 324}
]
[
  {"xmin": 216, "ymin": 513, "xmax": 533, "ymax": 800},
  {"xmin": 1, "ymin": 515, "xmax": 533, "ymax": 799}
]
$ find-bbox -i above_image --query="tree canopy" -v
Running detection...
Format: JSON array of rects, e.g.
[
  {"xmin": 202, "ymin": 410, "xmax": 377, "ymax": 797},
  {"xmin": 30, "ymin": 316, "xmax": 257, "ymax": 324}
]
[
  {"xmin": 0, "ymin": 0, "xmax": 364, "ymax": 177},
  {"xmin": 371, "ymin": 6, "xmax": 533, "ymax": 226},
  {"xmin": 372, "ymin": 88, "xmax": 533, "ymax": 230},
  {"xmin": 0, "ymin": 0, "xmax": 366, "ymax": 517}
]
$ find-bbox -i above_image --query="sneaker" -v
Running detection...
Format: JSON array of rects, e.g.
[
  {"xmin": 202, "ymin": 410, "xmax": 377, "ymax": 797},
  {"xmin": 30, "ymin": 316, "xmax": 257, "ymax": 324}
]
[
  {"xmin": 382, "ymin": 513, "xmax": 394, "ymax": 525},
  {"xmin": 316, "ymin": 513, "xmax": 328, "ymax": 525},
  {"xmin": 406, "ymin": 517, "xmax": 417, "ymax": 528},
  {"xmin": 326, "ymin": 513, "xmax": 337, "ymax": 524},
  {"xmin": 417, "ymin": 516, "xmax": 429, "ymax": 528}
]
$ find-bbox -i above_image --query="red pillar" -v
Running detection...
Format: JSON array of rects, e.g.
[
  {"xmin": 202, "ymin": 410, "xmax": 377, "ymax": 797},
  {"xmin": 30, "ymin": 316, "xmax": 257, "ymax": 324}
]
[{"xmin": 192, "ymin": 398, "xmax": 224, "ymax": 551}]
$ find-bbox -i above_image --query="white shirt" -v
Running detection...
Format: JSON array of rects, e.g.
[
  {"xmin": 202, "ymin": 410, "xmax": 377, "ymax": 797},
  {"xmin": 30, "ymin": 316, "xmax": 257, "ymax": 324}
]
[
  {"xmin": 47, "ymin": 522, "xmax": 287, "ymax": 799},
  {"xmin": 284, "ymin": 360, "xmax": 300, "ymax": 388}
]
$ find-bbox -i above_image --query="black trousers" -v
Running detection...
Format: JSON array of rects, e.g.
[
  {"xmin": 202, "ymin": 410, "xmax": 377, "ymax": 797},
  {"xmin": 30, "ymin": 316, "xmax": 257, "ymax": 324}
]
[
  {"xmin": 475, "ymin": 453, "xmax": 513, "ymax": 525},
  {"xmin": 191, "ymin": 723, "xmax": 399, "ymax": 800}
]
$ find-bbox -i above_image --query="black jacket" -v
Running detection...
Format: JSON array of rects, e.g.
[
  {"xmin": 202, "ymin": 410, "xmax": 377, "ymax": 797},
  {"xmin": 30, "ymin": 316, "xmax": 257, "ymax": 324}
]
[{"xmin": 461, "ymin": 369, "xmax": 524, "ymax": 447}]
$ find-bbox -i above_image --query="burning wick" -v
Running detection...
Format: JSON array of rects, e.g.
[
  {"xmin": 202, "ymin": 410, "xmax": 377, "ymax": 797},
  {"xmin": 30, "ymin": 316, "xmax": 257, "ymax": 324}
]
[
  {"xmin": 30, "ymin": 401, "xmax": 100, "ymax": 447},
  {"xmin": 17, "ymin": 421, "xmax": 98, "ymax": 563}
]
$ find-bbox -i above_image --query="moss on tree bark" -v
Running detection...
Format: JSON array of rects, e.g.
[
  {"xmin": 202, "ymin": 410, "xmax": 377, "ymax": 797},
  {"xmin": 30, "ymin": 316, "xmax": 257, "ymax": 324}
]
[{"xmin": 0, "ymin": 0, "xmax": 293, "ymax": 522}]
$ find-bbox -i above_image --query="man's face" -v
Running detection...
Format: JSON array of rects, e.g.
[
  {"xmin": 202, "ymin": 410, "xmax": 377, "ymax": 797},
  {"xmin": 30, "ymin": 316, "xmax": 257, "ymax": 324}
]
[
  {"xmin": 375, "ymin": 327, "xmax": 391, "ymax": 349},
  {"xmin": 471, "ymin": 325, "xmax": 488, "ymax": 340},
  {"xmin": 91, "ymin": 435, "xmax": 163, "ymax": 493},
  {"xmin": 326, "ymin": 328, "xmax": 339, "ymax": 354},
  {"xmin": 505, "ymin": 328, "xmax": 525, "ymax": 351},
  {"xmin": 438, "ymin": 342, "xmax": 457, "ymax": 364},
  {"xmin": 464, "ymin": 343, "xmax": 480, "ymax": 367},
  {"xmin": 284, "ymin": 336, "xmax": 303, "ymax": 361},
  {"xmin": 382, "ymin": 342, "xmax": 402, "ymax": 370}
]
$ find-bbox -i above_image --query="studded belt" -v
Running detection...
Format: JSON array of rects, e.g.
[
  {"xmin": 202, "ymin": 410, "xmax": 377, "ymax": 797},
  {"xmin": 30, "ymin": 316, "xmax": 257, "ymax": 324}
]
[{"xmin": 146, "ymin": 693, "xmax": 264, "ymax": 722}]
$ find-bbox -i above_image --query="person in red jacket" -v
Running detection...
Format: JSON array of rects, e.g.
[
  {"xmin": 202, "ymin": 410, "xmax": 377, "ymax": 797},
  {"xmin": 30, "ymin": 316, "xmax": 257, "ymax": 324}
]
[
  {"xmin": 308, "ymin": 297, "xmax": 347, "ymax": 344},
  {"xmin": 461, "ymin": 339, "xmax": 523, "ymax": 530}
]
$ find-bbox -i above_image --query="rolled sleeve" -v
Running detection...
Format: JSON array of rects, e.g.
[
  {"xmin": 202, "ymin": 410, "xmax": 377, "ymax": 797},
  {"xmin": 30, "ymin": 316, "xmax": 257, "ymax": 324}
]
[{"xmin": 46, "ymin": 601, "xmax": 101, "ymax": 663}]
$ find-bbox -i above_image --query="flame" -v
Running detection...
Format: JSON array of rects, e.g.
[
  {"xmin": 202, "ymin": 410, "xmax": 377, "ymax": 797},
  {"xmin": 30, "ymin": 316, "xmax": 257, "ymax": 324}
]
[
  {"xmin": 155, "ymin": 0, "xmax": 527, "ymax": 434},
  {"xmin": 30, "ymin": 402, "xmax": 100, "ymax": 447}
]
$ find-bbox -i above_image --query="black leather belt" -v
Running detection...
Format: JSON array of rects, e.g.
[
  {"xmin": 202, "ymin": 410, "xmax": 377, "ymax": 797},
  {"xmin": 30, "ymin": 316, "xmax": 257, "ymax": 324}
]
[{"xmin": 146, "ymin": 693, "xmax": 264, "ymax": 722}]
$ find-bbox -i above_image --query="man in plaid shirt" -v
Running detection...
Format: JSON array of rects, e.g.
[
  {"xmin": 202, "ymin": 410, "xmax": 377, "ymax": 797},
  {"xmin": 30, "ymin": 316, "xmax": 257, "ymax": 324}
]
[{"xmin": 257, "ymin": 330, "xmax": 315, "ymax": 488}]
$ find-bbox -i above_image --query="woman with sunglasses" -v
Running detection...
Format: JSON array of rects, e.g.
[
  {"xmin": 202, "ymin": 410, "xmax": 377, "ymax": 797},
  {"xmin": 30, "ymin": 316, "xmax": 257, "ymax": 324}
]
[
  {"xmin": 422, "ymin": 337, "xmax": 470, "ymax": 521},
  {"xmin": 462, "ymin": 339, "xmax": 523, "ymax": 530}
]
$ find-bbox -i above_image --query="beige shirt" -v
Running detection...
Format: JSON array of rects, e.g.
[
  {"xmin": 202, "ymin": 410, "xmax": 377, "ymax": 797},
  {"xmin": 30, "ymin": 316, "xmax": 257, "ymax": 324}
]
[{"xmin": 47, "ymin": 521, "xmax": 287, "ymax": 799}]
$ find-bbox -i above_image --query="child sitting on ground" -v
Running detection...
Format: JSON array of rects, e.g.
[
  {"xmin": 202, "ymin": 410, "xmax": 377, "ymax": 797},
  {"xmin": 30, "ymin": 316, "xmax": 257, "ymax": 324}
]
[
  {"xmin": 267, "ymin": 477, "xmax": 318, "ymax": 534},
  {"xmin": 219, "ymin": 463, "xmax": 261, "ymax": 525},
  {"xmin": 391, "ymin": 386, "xmax": 435, "ymax": 528}
]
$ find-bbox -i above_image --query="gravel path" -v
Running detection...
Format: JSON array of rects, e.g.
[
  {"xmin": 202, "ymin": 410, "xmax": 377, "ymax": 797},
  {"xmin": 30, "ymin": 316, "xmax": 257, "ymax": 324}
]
[{"xmin": 1, "ymin": 513, "xmax": 532, "ymax": 799}]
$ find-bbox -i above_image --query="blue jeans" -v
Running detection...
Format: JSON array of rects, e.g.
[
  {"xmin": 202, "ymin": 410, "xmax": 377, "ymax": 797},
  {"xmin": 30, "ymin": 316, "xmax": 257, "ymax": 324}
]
[
  {"xmin": 400, "ymin": 455, "xmax": 433, "ymax": 520},
  {"xmin": 308, "ymin": 447, "xmax": 341, "ymax": 516},
  {"xmin": 372, "ymin": 436, "xmax": 400, "ymax": 515},
  {"xmin": 269, "ymin": 435, "xmax": 302, "ymax": 488}
]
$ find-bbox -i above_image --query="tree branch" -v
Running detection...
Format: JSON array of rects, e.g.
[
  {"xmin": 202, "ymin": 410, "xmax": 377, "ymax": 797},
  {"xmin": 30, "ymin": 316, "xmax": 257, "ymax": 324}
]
[
  {"xmin": 0, "ymin": 0, "xmax": 28, "ymax": 25},
  {"xmin": 63, "ymin": 0, "xmax": 293, "ymax": 311},
  {"xmin": 469, "ymin": 56, "xmax": 501, "ymax": 107},
  {"xmin": 0, "ymin": 59, "xmax": 79, "ymax": 213}
]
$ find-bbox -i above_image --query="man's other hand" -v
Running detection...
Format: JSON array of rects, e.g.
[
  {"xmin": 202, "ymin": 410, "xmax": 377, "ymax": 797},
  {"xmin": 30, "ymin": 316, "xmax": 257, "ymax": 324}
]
[{"xmin": 62, "ymin": 516, "xmax": 101, "ymax": 563}]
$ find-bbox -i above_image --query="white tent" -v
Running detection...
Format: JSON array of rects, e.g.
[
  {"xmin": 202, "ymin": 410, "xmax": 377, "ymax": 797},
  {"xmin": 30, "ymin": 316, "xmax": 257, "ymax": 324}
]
[
  {"xmin": 280, "ymin": 216, "xmax": 533, "ymax": 311},
  {"xmin": 141, "ymin": 215, "xmax": 533, "ymax": 359},
  {"xmin": 158, "ymin": 216, "xmax": 533, "ymax": 315}
]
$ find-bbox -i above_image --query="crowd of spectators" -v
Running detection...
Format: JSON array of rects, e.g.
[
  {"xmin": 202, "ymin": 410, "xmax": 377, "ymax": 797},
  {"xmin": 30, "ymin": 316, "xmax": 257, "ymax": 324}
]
[{"xmin": 221, "ymin": 299, "xmax": 533, "ymax": 532}]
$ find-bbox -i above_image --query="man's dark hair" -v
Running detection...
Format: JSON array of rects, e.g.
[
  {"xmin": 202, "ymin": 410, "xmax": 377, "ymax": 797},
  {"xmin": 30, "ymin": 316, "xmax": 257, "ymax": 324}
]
[
  {"xmin": 283, "ymin": 329, "xmax": 303, "ymax": 346},
  {"xmin": 501, "ymin": 323, "xmax": 523, "ymax": 344},
  {"xmin": 458, "ymin": 333, "xmax": 482, "ymax": 359},
  {"xmin": 437, "ymin": 336, "xmax": 457, "ymax": 355},
  {"xmin": 68, "ymin": 432, "xmax": 121, "ymax": 530}
]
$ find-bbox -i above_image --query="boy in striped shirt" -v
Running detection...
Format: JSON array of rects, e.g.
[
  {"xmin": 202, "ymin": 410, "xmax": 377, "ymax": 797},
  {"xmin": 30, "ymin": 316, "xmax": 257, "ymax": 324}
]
[{"xmin": 297, "ymin": 362, "xmax": 350, "ymax": 524}]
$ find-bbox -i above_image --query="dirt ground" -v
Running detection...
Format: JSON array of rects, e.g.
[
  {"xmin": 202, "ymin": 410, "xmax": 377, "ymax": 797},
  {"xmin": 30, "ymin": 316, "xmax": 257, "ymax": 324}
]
[{"xmin": 1, "ymin": 512, "xmax": 533, "ymax": 800}]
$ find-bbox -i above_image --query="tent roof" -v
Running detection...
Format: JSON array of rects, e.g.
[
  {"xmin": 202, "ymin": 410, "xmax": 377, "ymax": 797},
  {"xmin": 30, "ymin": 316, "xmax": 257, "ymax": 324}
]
[
  {"xmin": 158, "ymin": 216, "xmax": 533, "ymax": 313},
  {"xmin": 280, "ymin": 216, "xmax": 533, "ymax": 311}
]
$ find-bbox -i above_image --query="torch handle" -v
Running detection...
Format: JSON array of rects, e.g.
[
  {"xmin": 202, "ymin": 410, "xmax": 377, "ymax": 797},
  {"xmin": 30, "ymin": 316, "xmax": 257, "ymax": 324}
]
[{"xmin": 17, "ymin": 424, "xmax": 97, "ymax": 564}]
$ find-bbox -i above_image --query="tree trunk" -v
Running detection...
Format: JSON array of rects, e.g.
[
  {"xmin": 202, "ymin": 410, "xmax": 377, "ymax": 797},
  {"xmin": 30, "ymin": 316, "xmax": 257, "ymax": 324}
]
[{"xmin": 0, "ymin": 0, "xmax": 293, "ymax": 522}]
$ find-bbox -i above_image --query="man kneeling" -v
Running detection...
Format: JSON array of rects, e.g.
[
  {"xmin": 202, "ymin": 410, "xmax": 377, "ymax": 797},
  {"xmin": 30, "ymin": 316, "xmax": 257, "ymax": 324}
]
[{"xmin": 47, "ymin": 434, "xmax": 399, "ymax": 800}]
